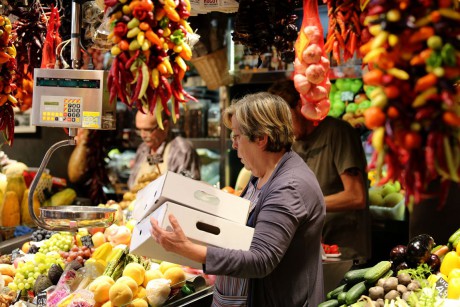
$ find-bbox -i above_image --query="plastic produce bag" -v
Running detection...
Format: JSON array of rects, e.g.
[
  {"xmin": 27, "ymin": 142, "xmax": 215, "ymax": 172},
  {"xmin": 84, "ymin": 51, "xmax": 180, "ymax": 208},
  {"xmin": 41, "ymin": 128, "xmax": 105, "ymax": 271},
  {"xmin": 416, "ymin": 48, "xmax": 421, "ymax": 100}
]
[
  {"xmin": 146, "ymin": 278, "xmax": 171, "ymax": 307},
  {"xmin": 293, "ymin": 0, "xmax": 331, "ymax": 122}
]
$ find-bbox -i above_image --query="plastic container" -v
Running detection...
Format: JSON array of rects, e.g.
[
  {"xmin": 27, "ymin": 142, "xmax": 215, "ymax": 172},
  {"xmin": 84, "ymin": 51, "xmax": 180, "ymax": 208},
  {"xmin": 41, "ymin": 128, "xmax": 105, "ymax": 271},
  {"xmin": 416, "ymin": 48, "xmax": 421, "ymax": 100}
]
[{"xmin": 369, "ymin": 199, "xmax": 406, "ymax": 221}]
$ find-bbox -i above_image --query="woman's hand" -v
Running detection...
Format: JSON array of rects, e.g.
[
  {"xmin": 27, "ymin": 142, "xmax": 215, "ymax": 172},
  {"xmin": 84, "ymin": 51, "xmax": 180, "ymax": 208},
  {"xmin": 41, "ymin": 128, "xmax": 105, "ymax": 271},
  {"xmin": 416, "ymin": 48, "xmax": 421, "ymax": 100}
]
[{"xmin": 150, "ymin": 214, "xmax": 207, "ymax": 263}]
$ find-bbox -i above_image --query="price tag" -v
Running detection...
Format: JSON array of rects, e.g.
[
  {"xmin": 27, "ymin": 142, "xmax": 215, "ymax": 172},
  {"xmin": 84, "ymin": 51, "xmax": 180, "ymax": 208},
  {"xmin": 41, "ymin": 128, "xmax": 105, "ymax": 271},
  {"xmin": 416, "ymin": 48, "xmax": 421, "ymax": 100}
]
[
  {"xmin": 435, "ymin": 277, "xmax": 448, "ymax": 298},
  {"xmin": 36, "ymin": 291, "xmax": 47, "ymax": 307},
  {"xmin": 11, "ymin": 248, "xmax": 22, "ymax": 261},
  {"xmin": 340, "ymin": 91, "xmax": 354, "ymax": 102},
  {"xmin": 80, "ymin": 235, "xmax": 94, "ymax": 248}
]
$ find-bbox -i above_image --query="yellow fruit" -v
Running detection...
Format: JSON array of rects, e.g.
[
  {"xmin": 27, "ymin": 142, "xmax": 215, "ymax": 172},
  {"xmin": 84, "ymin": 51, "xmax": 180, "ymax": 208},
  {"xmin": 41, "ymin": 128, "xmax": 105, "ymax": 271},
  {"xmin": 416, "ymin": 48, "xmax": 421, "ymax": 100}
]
[
  {"xmin": 128, "ymin": 299, "xmax": 148, "ymax": 307},
  {"xmin": 21, "ymin": 189, "xmax": 41, "ymax": 226},
  {"xmin": 135, "ymin": 286, "xmax": 146, "ymax": 299},
  {"xmin": 92, "ymin": 242, "xmax": 113, "ymax": 262},
  {"xmin": 163, "ymin": 266, "xmax": 186, "ymax": 288},
  {"xmin": 123, "ymin": 262, "xmax": 146, "ymax": 286},
  {"xmin": 21, "ymin": 242, "xmax": 30, "ymax": 253},
  {"xmin": 159, "ymin": 261, "xmax": 181, "ymax": 274},
  {"xmin": 0, "ymin": 191, "xmax": 20, "ymax": 227},
  {"xmin": 94, "ymin": 275, "xmax": 115, "ymax": 286},
  {"xmin": 126, "ymin": 219, "xmax": 137, "ymax": 232},
  {"xmin": 449, "ymin": 269, "xmax": 460, "ymax": 283},
  {"xmin": 92, "ymin": 231, "xmax": 107, "ymax": 248},
  {"xmin": 116, "ymin": 276, "xmax": 138, "ymax": 296},
  {"xmin": 84, "ymin": 259, "xmax": 107, "ymax": 275},
  {"xmin": 88, "ymin": 280, "xmax": 112, "ymax": 303},
  {"xmin": 6, "ymin": 174, "xmax": 27, "ymax": 205},
  {"xmin": 109, "ymin": 283, "xmax": 133, "ymax": 306},
  {"xmin": 143, "ymin": 269, "xmax": 164, "ymax": 288},
  {"xmin": 101, "ymin": 301, "xmax": 114, "ymax": 307}
]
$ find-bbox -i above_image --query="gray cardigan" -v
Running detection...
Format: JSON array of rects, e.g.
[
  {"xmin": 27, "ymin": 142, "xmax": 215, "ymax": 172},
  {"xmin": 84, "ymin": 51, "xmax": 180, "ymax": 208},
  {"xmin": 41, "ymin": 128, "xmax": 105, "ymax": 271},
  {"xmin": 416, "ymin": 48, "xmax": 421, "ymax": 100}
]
[{"xmin": 205, "ymin": 150, "xmax": 326, "ymax": 307}]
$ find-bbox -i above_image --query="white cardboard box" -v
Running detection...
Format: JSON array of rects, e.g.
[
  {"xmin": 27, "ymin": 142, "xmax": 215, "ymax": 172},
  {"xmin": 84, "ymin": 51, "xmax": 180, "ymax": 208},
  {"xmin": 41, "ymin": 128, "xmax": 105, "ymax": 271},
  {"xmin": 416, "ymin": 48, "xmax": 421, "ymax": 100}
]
[
  {"xmin": 130, "ymin": 201, "xmax": 254, "ymax": 268},
  {"xmin": 132, "ymin": 171, "xmax": 250, "ymax": 224}
]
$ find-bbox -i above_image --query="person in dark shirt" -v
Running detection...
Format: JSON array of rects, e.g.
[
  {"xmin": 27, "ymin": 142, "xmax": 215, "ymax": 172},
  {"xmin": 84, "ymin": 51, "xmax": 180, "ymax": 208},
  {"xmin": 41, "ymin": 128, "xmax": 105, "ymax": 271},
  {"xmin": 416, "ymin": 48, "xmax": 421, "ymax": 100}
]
[{"xmin": 269, "ymin": 79, "xmax": 371, "ymax": 264}]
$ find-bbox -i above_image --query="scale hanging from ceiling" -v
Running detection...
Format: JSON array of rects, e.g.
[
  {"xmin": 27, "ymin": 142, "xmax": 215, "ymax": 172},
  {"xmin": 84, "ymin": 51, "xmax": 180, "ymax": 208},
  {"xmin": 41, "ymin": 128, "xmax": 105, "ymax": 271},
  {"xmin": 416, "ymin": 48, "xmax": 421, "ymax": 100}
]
[{"xmin": 28, "ymin": 1, "xmax": 117, "ymax": 231}]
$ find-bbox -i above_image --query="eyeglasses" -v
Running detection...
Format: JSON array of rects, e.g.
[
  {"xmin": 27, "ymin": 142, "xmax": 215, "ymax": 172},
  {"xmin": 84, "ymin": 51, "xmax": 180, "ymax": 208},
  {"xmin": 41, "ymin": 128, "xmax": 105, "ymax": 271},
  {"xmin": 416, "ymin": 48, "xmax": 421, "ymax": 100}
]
[
  {"xmin": 135, "ymin": 125, "xmax": 160, "ymax": 136},
  {"xmin": 231, "ymin": 132, "xmax": 241, "ymax": 143}
]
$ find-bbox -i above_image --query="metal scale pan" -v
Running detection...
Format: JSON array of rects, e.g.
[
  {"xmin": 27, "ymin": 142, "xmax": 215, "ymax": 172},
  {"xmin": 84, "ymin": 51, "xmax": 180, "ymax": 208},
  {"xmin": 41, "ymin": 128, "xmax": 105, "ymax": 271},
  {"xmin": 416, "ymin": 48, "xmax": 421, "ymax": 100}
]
[{"xmin": 39, "ymin": 206, "xmax": 116, "ymax": 229}]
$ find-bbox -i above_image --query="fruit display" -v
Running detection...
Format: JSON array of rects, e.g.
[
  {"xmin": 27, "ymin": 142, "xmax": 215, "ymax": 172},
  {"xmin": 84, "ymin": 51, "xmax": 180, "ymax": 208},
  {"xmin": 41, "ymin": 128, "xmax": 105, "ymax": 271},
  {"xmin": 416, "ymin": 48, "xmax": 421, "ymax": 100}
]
[
  {"xmin": 105, "ymin": 0, "xmax": 197, "ymax": 120},
  {"xmin": 327, "ymin": 78, "xmax": 370, "ymax": 129},
  {"xmin": 320, "ymin": 229, "xmax": 460, "ymax": 306},
  {"xmin": 0, "ymin": 192, "xmax": 215, "ymax": 306},
  {"xmin": 368, "ymin": 181, "xmax": 404, "ymax": 208},
  {"xmin": 360, "ymin": 0, "xmax": 460, "ymax": 204}
]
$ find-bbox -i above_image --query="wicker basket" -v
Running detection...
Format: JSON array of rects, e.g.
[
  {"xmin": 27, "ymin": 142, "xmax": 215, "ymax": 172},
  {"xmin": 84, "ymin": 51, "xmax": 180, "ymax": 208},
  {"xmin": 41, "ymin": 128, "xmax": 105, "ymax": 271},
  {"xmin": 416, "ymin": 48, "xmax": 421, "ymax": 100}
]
[{"xmin": 190, "ymin": 48, "xmax": 232, "ymax": 90}]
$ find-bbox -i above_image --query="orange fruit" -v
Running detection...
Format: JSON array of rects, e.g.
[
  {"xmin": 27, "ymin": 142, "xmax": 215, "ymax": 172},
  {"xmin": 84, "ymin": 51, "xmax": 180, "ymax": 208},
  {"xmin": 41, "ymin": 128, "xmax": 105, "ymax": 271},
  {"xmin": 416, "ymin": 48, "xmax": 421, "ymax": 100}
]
[
  {"xmin": 364, "ymin": 107, "xmax": 386, "ymax": 129},
  {"xmin": 221, "ymin": 186, "xmax": 235, "ymax": 194}
]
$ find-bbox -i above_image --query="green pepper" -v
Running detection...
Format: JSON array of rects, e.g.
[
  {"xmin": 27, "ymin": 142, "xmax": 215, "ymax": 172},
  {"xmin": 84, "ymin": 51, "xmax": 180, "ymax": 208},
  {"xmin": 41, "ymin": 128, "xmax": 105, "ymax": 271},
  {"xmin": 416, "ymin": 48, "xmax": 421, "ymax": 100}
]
[
  {"xmin": 181, "ymin": 284, "xmax": 195, "ymax": 295},
  {"xmin": 426, "ymin": 51, "xmax": 442, "ymax": 68},
  {"xmin": 441, "ymin": 43, "xmax": 456, "ymax": 67},
  {"xmin": 170, "ymin": 29, "xmax": 184, "ymax": 45},
  {"xmin": 159, "ymin": 16, "xmax": 170, "ymax": 29}
]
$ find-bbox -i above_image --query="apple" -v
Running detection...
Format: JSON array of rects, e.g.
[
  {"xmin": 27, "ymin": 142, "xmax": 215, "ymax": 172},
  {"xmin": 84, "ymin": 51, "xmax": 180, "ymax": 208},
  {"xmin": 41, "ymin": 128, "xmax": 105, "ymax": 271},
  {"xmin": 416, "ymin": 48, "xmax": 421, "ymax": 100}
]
[{"xmin": 346, "ymin": 103, "xmax": 358, "ymax": 114}]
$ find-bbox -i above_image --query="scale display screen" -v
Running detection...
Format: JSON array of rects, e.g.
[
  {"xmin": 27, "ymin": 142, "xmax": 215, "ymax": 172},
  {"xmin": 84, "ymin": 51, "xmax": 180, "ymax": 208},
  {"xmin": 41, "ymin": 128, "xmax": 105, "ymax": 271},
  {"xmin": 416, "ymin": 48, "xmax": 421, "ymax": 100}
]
[
  {"xmin": 32, "ymin": 68, "xmax": 116, "ymax": 130},
  {"xmin": 37, "ymin": 77, "xmax": 101, "ymax": 89}
]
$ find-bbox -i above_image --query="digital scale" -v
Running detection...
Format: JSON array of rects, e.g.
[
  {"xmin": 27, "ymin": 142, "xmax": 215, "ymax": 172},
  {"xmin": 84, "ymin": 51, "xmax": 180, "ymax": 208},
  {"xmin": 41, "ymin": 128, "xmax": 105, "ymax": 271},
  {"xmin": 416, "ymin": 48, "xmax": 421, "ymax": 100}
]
[
  {"xmin": 28, "ymin": 68, "xmax": 118, "ymax": 231},
  {"xmin": 25, "ymin": 0, "xmax": 121, "ymax": 231},
  {"xmin": 31, "ymin": 68, "xmax": 116, "ymax": 130}
]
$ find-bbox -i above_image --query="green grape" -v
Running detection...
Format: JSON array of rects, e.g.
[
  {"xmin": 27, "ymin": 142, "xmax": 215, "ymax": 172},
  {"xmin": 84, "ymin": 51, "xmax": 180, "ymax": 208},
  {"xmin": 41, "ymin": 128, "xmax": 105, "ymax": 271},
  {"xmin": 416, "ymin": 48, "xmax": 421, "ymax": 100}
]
[
  {"xmin": 28, "ymin": 272, "xmax": 34, "ymax": 278},
  {"xmin": 25, "ymin": 283, "xmax": 31, "ymax": 289},
  {"xmin": 9, "ymin": 283, "xmax": 17, "ymax": 291},
  {"xmin": 34, "ymin": 272, "xmax": 40, "ymax": 279},
  {"xmin": 18, "ymin": 283, "xmax": 25, "ymax": 290},
  {"xmin": 27, "ymin": 277, "xmax": 35, "ymax": 284}
]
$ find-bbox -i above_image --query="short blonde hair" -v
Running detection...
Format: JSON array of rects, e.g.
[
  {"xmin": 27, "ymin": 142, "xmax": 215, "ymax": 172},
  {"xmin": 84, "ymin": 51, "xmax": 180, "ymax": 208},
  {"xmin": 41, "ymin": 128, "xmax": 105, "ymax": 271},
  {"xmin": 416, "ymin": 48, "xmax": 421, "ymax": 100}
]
[{"xmin": 222, "ymin": 92, "xmax": 294, "ymax": 152}]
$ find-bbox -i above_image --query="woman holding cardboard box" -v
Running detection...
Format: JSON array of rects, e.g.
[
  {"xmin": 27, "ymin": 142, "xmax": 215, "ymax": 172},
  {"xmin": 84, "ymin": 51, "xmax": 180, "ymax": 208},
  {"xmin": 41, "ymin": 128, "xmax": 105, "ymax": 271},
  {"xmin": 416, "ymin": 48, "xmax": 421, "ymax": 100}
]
[{"xmin": 150, "ymin": 92, "xmax": 326, "ymax": 307}]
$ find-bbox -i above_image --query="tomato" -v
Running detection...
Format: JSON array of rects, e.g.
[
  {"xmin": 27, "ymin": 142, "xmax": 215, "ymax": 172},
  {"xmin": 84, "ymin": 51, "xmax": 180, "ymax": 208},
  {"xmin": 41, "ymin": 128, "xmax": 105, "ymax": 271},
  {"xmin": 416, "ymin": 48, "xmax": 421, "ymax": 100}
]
[
  {"xmin": 387, "ymin": 106, "xmax": 399, "ymax": 119},
  {"xmin": 364, "ymin": 106, "xmax": 386, "ymax": 129},
  {"xmin": 329, "ymin": 245, "xmax": 340, "ymax": 254},
  {"xmin": 404, "ymin": 131, "xmax": 422, "ymax": 150}
]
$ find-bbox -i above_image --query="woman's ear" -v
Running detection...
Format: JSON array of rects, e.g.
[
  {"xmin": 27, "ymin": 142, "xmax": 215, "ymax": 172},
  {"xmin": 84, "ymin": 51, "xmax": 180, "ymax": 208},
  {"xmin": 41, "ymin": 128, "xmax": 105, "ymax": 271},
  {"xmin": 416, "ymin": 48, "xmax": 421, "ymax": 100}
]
[{"xmin": 257, "ymin": 135, "xmax": 268, "ymax": 148}]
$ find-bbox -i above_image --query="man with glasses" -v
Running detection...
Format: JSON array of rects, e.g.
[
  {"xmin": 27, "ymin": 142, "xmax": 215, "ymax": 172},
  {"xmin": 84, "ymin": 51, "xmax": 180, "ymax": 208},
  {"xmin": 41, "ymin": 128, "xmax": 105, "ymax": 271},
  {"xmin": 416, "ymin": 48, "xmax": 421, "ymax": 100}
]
[{"xmin": 127, "ymin": 109, "xmax": 201, "ymax": 189}]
